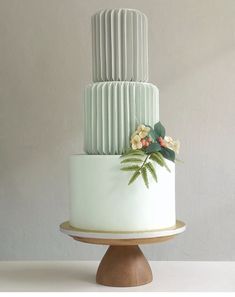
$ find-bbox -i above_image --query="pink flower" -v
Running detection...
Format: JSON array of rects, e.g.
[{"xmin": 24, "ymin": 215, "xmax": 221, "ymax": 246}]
[
  {"xmin": 158, "ymin": 137, "xmax": 167, "ymax": 147},
  {"xmin": 141, "ymin": 139, "xmax": 150, "ymax": 148}
]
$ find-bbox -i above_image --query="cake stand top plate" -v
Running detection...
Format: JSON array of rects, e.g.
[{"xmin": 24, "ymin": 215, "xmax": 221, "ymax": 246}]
[{"xmin": 60, "ymin": 220, "xmax": 186, "ymax": 245}]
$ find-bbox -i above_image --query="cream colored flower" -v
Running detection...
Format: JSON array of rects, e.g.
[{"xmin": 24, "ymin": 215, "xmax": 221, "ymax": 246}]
[
  {"xmin": 131, "ymin": 130, "xmax": 138, "ymax": 140},
  {"xmin": 163, "ymin": 136, "xmax": 180, "ymax": 154},
  {"xmin": 131, "ymin": 135, "xmax": 143, "ymax": 150},
  {"xmin": 137, "ymin": 125, "xmax": 150, "ymax": 139}
]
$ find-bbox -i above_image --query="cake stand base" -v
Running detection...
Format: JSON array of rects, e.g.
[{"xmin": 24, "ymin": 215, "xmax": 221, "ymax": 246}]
[
  {"xmin": 60, "ymin": 221, "xmax": 186, "ymax": 287},
  {"xmin": 96, "ymin": 245, "xmax": 152, "ymax": 287}
]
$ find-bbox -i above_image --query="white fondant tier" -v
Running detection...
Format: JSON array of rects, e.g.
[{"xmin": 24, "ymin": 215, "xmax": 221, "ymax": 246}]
[
  {"xmin": 69, "ymin": 155, "xmax": 175, "ymax": 232},
  {"xmin": 84, "ymin": 82, "xmax": 159, "ymax": 154},
  {"xmin": 92, "ymin": 8, "xmax": 148, "ymax": 82}
]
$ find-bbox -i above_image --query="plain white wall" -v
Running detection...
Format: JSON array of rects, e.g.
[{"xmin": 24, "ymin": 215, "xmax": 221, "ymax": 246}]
[{"xmin": 0, "ymin": 0, "xmax": 235, "ymax": 260}]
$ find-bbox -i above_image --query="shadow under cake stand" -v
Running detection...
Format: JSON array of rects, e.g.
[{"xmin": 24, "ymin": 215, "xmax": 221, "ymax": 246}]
[{"xmin": 60, "ymin": 220, "xmax": 186, "ymax": 287}]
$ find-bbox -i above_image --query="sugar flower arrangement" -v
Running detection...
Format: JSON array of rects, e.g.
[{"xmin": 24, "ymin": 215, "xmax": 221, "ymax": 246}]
[{"xmin": 120, "ymin": 122, "xmax": 180, "ymax": 188}]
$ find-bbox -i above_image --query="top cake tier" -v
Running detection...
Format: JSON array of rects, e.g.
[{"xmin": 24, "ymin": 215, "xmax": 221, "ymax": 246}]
[{"xmin": 92, "ymin": 8, "xmax": 148, "ymax": 82}]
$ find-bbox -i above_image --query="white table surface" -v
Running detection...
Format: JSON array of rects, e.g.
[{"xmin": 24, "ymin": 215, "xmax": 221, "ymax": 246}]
[{"xmin": 0, "ymin": 261, "xmax": 234, "ymax": 292}]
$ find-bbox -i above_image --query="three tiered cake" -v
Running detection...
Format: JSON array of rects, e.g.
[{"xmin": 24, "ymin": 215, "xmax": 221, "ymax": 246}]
[{"xmin": 69, "ymin": 8, "xmax": 178, "ymax": 232}]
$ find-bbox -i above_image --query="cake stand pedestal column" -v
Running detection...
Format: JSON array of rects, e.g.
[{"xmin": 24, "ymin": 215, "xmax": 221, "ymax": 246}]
[
  {"xmin": 60, "ymin": 220, "xmax": 186, "ymax": 287},
  {"xmin": 96, "ymin": 245, "xmax": 152, "ymax": 286}
]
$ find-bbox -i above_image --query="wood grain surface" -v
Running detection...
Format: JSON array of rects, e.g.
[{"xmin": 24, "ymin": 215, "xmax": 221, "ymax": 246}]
[{"xmin": 96, "ymin": 245, "xmax": 153, "ymax": 287}]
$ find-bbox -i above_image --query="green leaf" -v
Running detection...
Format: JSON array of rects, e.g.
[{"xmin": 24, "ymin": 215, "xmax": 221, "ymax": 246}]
[
  {"xmin": 120, "ymin": 150, "xmax": 146, "ymax": 158},
  {"xmin": 155, "ymin": 152, "xmax": 171, "ymax": 172},
  {"xmin": 141, "ymin": 166, "xmax": 149, "ymax": 188},
  {"xmin": 150, "ymin": 152, "xmax": 171, "ymax": 172},
  {"xmin": 128, "ymin": 170, "xmax": 141, "ymax": 185},
  {"xmin": 121, "ymin": 158, "xmax": 143, "ymax": 164},
  {"xmin": 121, "ymin": 165, "xmax": 140, "ymax": 172},
  {"xmin": 150, "ymin": 152, "xmax": 164, "ymax": 166},
  {"xmin": 160, "ymin": 147, "xmax": 175, "ymax": 162},
  {"xmin": 154, "ymin": 122, "xmax": 166, "ymax": 138},
  {"xmin": 145, "ymin": 142, "xmax": 161, "ymax": 154},
  {"xmin": 146, "ymin": 125, "xmax": 157, "ymax": 141},
  {"xmin": 145, "ymin": 162, "xmax": 158, "ymax": 183}
]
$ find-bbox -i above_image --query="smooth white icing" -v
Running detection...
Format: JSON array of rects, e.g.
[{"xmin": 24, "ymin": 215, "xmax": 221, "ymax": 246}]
[
  {"xmin": 84, "ymin": 81, "xmax": 159, "ymax": 154},
  {"xmin": 69, "ymin": 155, "xmax": 175, "ymax": 232},
  {"xmin": 92, "ymin": 9, "xmax": 148, "ymax": 82}
]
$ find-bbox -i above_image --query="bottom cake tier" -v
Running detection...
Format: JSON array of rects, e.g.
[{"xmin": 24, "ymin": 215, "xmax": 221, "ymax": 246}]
[{"xmin": 69, "ymin": 155, "xmax": 175, "ymax": 232}]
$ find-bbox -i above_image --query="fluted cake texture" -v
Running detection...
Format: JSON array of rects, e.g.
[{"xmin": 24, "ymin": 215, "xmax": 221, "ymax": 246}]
[
  {"xmin": 87, "ymin": 8, "xmax": 155, "ymax": 154},
  {"xmin": 84, "ymin": 82, "xmax": 159, "ymax": 154},
  {"xmin": 92, "ymin": 8, "xmax": 148, "ymax": 82}
]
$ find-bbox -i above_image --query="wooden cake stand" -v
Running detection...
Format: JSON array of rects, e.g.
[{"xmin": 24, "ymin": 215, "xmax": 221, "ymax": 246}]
[{"xmin": 60, "ymin": 220, "xmax": 186, "ymax": 287}]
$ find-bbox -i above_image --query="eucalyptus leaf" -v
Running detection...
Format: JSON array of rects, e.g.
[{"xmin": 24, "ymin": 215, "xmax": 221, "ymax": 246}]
[
  {"xmin": 154, "ymin": 122, "xmax": 166, "ymax": 138},
  {"xmin": 145, "ymin": 142, "xmax": 161, "ymax": 154},
  {"xmin": 146, "ymin": 125, "xmax": 157, "ymax": 141},
  {"xmin": 160, "ymin": 147, "xmax": 175, "ymax": 162}
]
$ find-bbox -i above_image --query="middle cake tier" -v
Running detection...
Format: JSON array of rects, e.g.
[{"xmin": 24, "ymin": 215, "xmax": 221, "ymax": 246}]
[{"xmin": 84, "ymin": 81, "xmax": 159, "ymax": 154}]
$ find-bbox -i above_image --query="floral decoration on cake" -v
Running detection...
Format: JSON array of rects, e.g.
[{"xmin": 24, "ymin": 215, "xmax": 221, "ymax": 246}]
[{"xmin": 120, "ymin": 122, "xmax": 180, "ymax": 188}]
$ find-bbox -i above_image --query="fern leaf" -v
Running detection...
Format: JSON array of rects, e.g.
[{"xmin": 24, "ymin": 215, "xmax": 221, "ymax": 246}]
[
  {"xmin": 120, "ymin": 150, "xmax": 145, "ymax": 158},
  {"xmin": 141, "ymin": 166, "xmax": 149, "ymax": 188},
  {"xmin": 128, "ymin": 170, "xmax": 141, "ymax": 185},
  {"xmin": 155, "ymin": 152, "xmax": 171, "ymax": 172},
  {"xmin": 121, "ymin": 165, "xmax": 140, "ymax": 172},
  {"xmin": 146, "ymin": 162, "xmax": 158, "ymax": 183},
  {"xmin": 128, "ymin": 149, "xmax": 145, "ymax": 155},
  {"xmin": 150, "ymin": 153, "xmax": 164, "ymax": 166},
  {"xmin": 163, "ymin": 161, "xmax": 171, "ymax": 172},
  {"xmin": 150, "ymin": 152, "xmax": 171, "ymax": 172},
  {"xmin": 121, "ymin": 158, "xmax": 143, "ymax": 164}
]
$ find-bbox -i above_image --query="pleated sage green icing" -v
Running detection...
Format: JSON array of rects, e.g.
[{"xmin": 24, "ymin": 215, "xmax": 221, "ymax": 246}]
[
  {"xmin": 84, "ymin": 82, "xmax": 159, "ymax": 154},
  {"xmin": 92, "ymin": 8, "xmax": 148, "ymax": 82}
]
